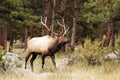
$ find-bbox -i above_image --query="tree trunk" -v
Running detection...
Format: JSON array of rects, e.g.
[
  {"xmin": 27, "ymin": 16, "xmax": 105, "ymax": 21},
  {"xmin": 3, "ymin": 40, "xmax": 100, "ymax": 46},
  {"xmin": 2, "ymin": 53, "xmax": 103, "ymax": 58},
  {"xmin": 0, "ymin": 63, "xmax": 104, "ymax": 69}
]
[
  {"xmin": 60, "ymin": 0, "xmax": 66, "ymax": 52},
  {"xmin": 98, "ymin": 35, "xmax": 103, "ymax": 42},
  {"xmin": 24, "ymin": 28, "xmax": 28, "ymax": 49},
  {"xmin": 71, "ymin": 0, "xmax": 77, "ymax": 47},
  {"xmin": 0, "ymin": 25, "xmax": 7, "ymax": 50},
  {"xmin": 111, "ymin": 26, "xmax": 115, "ymax": 47},
  {"xmin": 61, "ymin": 0, "xmax": 66, "ymax": 22},
  {"xmin": 42, "ymin": 0, "xmax": 51, "ymax": 36},
  {"xmin": 51, "ymin": 0, "xmax": 56, "ymax": 36},
  {"xmin": 104, "ymin": 20, "xmax": 114, "ymax": 47},
  {"xmin": 118, "ymin": 29, "xmax": 120, "ymax": 38},
  {"xmin": 30, "ymin": 27, "xmax": 33, "ymax": 38},
  {"xmin": 9, "ymin": 37, "xmax": 14, "ymax": 52}
]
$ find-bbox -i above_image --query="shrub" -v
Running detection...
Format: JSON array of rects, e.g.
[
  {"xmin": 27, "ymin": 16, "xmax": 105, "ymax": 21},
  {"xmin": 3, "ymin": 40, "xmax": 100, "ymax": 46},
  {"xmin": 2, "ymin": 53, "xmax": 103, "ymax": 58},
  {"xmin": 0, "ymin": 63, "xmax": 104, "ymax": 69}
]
[
  {"xmin": 0, "ymin": 46, "xmax": 5, "ymax": 61},
  {"xmin": 77, "ymin": 38, "xmax": 120, "ymax": 65},
  {"xmin": 82, "ymin": 39, "xmax": 103, "ymax": 65}
]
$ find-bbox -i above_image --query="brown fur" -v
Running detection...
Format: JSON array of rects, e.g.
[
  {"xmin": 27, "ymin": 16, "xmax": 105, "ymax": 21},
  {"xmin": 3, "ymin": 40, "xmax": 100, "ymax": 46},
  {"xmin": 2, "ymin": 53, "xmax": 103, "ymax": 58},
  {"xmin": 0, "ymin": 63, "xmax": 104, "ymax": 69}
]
[{"xmin": 25, "ymin": 35, "xmax": 69, "ymax": 71}]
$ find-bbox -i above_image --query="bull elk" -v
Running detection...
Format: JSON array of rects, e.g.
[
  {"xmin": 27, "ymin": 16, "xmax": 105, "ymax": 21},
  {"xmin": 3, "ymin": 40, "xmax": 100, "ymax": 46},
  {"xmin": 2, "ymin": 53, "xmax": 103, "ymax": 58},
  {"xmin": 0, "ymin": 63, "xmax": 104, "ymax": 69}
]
[{"xmin": 25, "ymin": 17, "xmax": 69, "ymax": 71}]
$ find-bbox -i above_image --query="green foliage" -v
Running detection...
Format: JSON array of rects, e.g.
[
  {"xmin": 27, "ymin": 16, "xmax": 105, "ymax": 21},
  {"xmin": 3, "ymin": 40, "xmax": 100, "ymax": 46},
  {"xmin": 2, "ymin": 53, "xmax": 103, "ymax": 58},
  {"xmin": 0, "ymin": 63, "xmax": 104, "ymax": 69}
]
[
  {"xmin": 0, "ymin": 0, "xmax": 42, "ymax": 40},
  {"xmin": 0, "ymin": 46, "xmax": 5, "ymax": 61},
  {"xmin": 0, "ymin": 0, "xmax": 120, "ymax": 45},
  {"xmin": 83, "ymin": 39, "xmax": 103, "ymax": 61},
  {"xmin": 83, "ymin": 0, "xmax": 120, "ymax": 23},
  {"xmin": 77, "ymin": 38, "xmax": 120, "ymax": 65}
]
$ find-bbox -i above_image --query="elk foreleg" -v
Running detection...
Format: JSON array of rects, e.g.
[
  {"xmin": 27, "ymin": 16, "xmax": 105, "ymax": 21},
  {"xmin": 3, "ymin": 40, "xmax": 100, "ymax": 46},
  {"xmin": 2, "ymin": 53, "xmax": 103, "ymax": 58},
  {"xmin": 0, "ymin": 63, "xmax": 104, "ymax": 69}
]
[
  {"xmin": 50, "ymin": 54, "xmax": 56, "ymax": 68},
  {"xmin": 42, "ymin": 55, "xmax": 46, "ymax": 68},
  {"xmin": 30, "ymin": 53, "xmax": 37, "ymax": 71}
]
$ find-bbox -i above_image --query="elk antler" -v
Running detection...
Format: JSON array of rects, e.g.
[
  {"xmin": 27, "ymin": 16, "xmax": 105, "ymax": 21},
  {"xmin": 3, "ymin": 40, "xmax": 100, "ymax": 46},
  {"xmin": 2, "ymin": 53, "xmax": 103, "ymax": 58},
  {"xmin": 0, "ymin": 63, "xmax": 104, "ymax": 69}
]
[
  {"xmin": 41, "ymin": 17, "xmax": 58, "ymax": 36},
  {"xmin": 57, "ymin": 18, "xmax": 69, "ymax": 36},
  {"xmin": 41, "ymin": 17, "xmax": 50, "ymax": 31}
]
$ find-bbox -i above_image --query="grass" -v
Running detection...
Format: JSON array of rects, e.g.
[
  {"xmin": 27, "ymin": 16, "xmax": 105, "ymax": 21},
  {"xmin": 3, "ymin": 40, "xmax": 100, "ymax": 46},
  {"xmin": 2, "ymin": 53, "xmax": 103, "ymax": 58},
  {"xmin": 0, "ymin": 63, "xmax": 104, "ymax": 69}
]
[
  {"xmin": 0, "ymin": 39, "xmax": 120, "ymax": 80},
  {"xmin": 1, "ymin": 61, "xmax": 120, "ymax": 80},
  {"xmin": 1, "ymin": 53, "xmax": 120, "ymax": 80},
  {"xmin": 47, "ymin": 60, "xmax": 120, "ymax": 80}
]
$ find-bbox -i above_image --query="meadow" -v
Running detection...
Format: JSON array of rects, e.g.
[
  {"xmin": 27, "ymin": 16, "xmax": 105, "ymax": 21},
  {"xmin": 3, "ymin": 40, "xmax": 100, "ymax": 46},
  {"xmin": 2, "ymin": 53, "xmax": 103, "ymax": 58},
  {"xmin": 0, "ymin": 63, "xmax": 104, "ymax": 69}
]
[{"xmin": 0, "ymin": 39, "xmax": 120, "ymax": 80}]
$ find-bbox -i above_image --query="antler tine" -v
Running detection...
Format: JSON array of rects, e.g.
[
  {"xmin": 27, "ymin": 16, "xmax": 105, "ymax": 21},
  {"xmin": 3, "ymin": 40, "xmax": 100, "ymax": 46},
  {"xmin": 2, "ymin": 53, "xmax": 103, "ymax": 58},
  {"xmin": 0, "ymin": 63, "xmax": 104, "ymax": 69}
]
[
  {"xmin": 40, "ymin": 16, "xmax": 50, "ymax": 31},
  {"xmin": 62, "ymin": 18, "xmax": 66, "ymax": 32},
  {"xmin": 57, "ymin": 20, "xmax": 66, "ymax": 30},
  {"xmin": 41, "ymin": 16, "xmax": 58, "ymax": 36},
  {"xmin": 56, "ymin": 20, "xmax": 64, "ymax": 35},
  {"xmin": 63, "ymin": 26, "xmax": 69, "ymax": 36},
  {"xmin": 57, "ymin": 18, "xmax": 69, "ymax": 36},
  {"xmin": 44, "ymin": 17, "xmax": 47, "ymax": 24}
]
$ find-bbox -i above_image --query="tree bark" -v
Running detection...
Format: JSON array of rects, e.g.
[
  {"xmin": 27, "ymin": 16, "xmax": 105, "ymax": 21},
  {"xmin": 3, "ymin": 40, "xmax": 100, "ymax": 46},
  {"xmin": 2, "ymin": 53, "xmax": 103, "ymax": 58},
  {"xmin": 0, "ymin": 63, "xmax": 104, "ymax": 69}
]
[
  {"xmin": 42, "ymin": 0, "xmax": 51, "ymax": 36},
  {"xmin": 98, "ymin": 35, "xmax": 103, "ymax": 42},
  {"xmin": 51, "ymin": 0, "xmax": 56, "ymax": 36},
  {"xmin": 71, "ymin": 0, "xmax": 77, "ymax": 47},
  {"xmin": 9, "ymin": 37, "xmax": 14, "ymax": 52},
  {"xmin": 104, "ymin": 20, "xmax": 114, "ymax": 47},
  {"xmin": 0, "ymin": 25, "xmax": 7, "ymax": 50},
  {"xmin": 24, "ymin": 28, "xmax": 28, "ymax": 49},
  {"xmin": 60, "ymin": 0, "xmax": 66, "ymax": 52},
  {"xmin": 111, "ymin": 26, "xmax": 115, "ymax": 47}
]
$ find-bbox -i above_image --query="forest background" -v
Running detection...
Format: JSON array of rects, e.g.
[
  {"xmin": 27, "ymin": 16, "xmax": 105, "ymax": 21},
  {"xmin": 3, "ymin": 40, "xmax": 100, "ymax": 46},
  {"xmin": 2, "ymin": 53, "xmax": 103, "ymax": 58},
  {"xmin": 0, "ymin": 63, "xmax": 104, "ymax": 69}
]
[{"xmin": 0, "ymin": 0, "xmax": 120, "ymax": 50}]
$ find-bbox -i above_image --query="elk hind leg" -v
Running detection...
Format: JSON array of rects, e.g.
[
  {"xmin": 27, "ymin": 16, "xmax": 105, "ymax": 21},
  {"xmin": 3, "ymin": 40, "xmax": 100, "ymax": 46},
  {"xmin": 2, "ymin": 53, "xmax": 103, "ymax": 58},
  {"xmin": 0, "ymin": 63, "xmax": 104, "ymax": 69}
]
[{"xmin": 25, "ymin": 53, "xmax": 31, "ymax": 69}]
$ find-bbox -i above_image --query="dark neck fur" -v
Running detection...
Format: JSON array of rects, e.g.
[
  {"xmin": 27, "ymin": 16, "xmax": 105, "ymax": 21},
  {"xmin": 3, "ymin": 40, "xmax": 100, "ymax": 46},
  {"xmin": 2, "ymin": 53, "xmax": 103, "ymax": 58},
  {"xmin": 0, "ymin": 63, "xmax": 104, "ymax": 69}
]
[{"xmin": 50, "ymin": 42, "xmax": 67, "ymax": 54}]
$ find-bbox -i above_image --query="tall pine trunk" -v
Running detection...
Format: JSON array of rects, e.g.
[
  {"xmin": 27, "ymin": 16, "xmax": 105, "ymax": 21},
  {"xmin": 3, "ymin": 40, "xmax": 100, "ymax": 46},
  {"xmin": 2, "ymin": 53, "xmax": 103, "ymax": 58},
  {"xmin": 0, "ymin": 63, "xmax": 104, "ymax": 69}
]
[
  {"xmin": 0, "ymin": 25, "xmax": 7, "ymax": 50},
  {"xmin": 24, "ymin": 27, "xmax": 28, "ymax": 49},
  {"xmin": 51, "ymin": 0, "xmax": 56, "ymax": 36},
  {"xmin": 42, "ymin": 0, "xmax": 51, "ymax": 36},
  {"xmin": 111, "ymin": 26, "xmax": 115, "ymax": 47},
  {"xmin": 60, "ymin": 0, "xmax": 66, "ymax": 52},
  {"xmin": 98, "ymin": 35, "xmax": 103, "ymax": 42},
  {"xmin": 71, "ymin": 0, "xmax": 77, "ymax": 48},
  {"xmin": 9, "ymin": 37, "xmax": 14, "ymax": 52},
  {"xmin": 104, "ymin": 20, "xmax": 115, "ymax": 47}
]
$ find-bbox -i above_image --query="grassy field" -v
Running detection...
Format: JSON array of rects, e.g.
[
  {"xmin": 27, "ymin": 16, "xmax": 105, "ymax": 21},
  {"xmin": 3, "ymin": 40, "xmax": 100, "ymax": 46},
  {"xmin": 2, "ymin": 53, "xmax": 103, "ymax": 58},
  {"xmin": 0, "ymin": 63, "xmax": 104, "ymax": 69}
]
[
  {"xmin": 0, "ymin": 57, "xmax": 120, "ymax": 80},
  {"xmin": 0, "ymin": 39, "xmax": 120, "ymax": 80}
]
